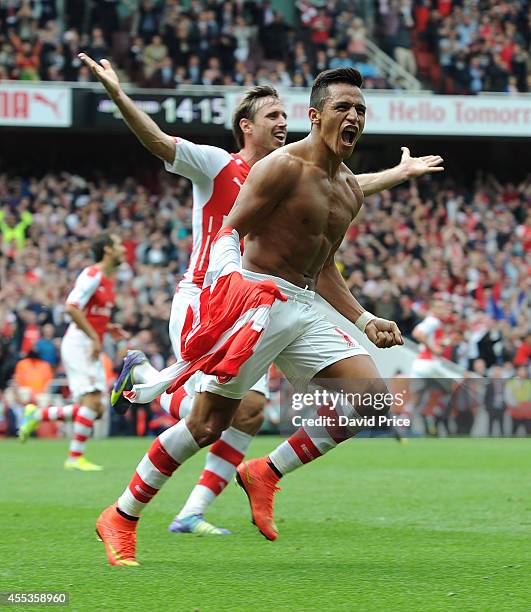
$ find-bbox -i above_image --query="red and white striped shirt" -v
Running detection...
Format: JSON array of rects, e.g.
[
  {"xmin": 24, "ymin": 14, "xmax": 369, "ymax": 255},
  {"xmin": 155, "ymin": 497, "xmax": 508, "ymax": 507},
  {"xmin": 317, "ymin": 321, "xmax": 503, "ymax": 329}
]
[
  {"xmin": 167, "ymin": 228, "xmax": 286, "ymax": 393},
  {"xmin": 65, "ymin": 265, "xmax": 115, "ymax": 340},
  {"xmin": 165, "ymin": 137, "xmax": 250, "ymax": 292},
  {"xmin": 125, "ymin": 228, "xmax": 287, "ymax": 400}
]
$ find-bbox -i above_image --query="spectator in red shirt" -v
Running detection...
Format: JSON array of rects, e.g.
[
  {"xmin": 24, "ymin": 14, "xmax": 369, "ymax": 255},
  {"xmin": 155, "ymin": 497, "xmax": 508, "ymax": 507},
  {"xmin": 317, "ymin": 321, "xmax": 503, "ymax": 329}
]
[
  {"xmin": 513, "ymin": 334, "xmax": 531, "ymax": 367},
  {"xmin": 19, "ymin": 310, "xmax": 41, "ymax": 356},
  {"xmin": 309, "ymin": 8, "xmax": 332, "ymax": 48}
]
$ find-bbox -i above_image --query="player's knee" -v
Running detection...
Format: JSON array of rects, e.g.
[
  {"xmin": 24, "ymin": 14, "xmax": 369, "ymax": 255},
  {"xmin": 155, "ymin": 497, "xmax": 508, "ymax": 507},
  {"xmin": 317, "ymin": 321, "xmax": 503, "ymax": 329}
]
[
  {"xmin": 232, "ymin": 392, "xmax": 266, "ymax": 435},
  {"xmin": 186, "ymin": 391, "xmax": 240, "ymax": 446},
  {"xmin": 197, "ymin": 423, "xmax": 224, "ymax": 447},
  {"xmin": 187, "ymin": 412, "xmax": 230, "ymax": 447},
  {"xmin": 95, "ymin": 401, "xmax": 106, "ymax": 418},
  {"xmin": 358, "ymin": 380, "xmax": 392, "ymax": 418},
  {"xmin": 82, "ymin": 391, "xmax": 102, "ymax": 414},
  {"xmin": 249, "ymin": 407, "xmax": 265, "ymax": 433},
  {"xmin": 233, "ymin": 409, "xmax": 265, "ymax": 436}
]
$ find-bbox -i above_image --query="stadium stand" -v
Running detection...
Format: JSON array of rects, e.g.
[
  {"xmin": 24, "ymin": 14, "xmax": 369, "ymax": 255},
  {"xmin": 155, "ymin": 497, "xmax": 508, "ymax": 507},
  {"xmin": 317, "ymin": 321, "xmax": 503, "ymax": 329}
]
[
  {"xmin": 0, "ymin": 1, "xmax": 529, "ymax": 437},
  {"xmin": 0, "ymin": 0, "xmax": 391, "ymax": 88},
  {"xmin": 1, "ymin": 0, "xmax": 528, "ymax": 93},
  {"xmin": 407, "ymin": 0, "xmax": 530, "ymax": 93},
  {"xmin": 1, "ymin": 167, "xmax": 529, "ymax": 436}
]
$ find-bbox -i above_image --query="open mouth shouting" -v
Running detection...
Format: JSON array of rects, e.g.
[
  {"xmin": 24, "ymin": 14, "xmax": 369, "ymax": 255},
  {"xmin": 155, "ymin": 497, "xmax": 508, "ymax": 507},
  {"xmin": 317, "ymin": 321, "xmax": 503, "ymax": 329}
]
[
  {"xmin": 273, "ymin": 130, "xmax": 286, "ymax": 144},
  {"xmin": 340, "ymin": 125, "xmax": 358, "ymax": 146}
]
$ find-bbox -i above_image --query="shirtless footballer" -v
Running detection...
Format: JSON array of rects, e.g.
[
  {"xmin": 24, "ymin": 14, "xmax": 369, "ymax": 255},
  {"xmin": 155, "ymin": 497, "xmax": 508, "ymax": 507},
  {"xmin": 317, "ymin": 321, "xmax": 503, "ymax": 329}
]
[
  {"xmin": 79, "ymin": 55, "xmax": 444, "ymax": 536},
  {"xmin": 93, "ymin": 68, "xmax": 442, "ymax": 566}
]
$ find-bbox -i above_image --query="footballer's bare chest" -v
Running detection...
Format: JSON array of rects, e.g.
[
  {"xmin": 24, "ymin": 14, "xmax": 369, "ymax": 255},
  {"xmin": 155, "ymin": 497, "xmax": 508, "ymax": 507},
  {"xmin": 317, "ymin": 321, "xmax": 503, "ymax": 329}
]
[{"xmin": 286, "ymin": 169, "xmax": 362, "ymax": 242}]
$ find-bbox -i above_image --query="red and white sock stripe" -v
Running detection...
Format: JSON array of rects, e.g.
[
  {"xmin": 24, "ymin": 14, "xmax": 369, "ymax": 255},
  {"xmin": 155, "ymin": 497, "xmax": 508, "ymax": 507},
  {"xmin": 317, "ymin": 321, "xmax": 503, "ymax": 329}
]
[
  {"xmin": 118, "ymin": 419, "xmax": 199, "ymax": 517},
  {"xmin": 159, "ymin": 388, "xmax": 193, "ymax": 421},
  {"xmin": 128, "ymin": 438, "xmax": 179, "ymax": 505},
  {"xmin": 269, "ymin": 404, "xmax": 358, "ymax": 475},
  {"xmin": 177, "ymin": 426, "xmax": 253, "ymax": 518},
  {"xmin": 38, "ymin": 404, "xmax": 79, "ymax": 422},
  {"xmin": 198, "ymin": 428, "xmax": 248, "ymax": 494},
  {"xmin": 68, "ymin": 406, "xmax": 96, "ymax": 459}
]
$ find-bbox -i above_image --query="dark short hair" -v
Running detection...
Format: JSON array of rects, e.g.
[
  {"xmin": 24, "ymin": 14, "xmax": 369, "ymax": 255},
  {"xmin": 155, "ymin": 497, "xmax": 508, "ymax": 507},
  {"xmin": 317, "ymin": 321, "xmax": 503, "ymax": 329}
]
[
  {"xmin": 310, "ymin": 68, "xmax": 363, "ymax": 111},
  {"xmin": 91, "ymin": 232, "xmax": 115, "ymax": 262},
  {"xmin": 232, "ymin": 85, "xmax": 280, "ymax": 149}
]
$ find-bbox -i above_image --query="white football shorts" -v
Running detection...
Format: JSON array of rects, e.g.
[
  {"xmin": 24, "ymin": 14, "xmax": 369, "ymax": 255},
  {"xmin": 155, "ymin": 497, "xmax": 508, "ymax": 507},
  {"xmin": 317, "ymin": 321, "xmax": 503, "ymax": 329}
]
[{"xmin": 197, "ymin": 270, "xmax": 369, "ymax": 400}]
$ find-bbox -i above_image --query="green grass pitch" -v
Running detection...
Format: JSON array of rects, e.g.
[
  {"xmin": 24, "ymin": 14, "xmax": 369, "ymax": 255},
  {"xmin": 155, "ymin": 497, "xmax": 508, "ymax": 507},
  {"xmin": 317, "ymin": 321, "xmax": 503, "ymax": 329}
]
[{"xmin": 1, "ymin": 437, "xmax": 530, "ymax": 611}]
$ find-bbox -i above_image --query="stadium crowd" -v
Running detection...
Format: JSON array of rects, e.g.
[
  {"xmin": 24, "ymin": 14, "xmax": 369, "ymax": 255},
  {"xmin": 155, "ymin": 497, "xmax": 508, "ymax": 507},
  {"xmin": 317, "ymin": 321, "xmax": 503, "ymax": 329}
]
[
  {"xmin": 411, "ymin": 0, "xmax": 530, "ymax": 93},
  {"xmin": 0, "ymin": 166, "xmax": 529, "ymax": 436},
  {"xmin": 0, "ymin": 0, "xmax": 386, "ymax": 89},
  {"xmin": 0, "ymin": 0, "xmax": 528, "ymax": 92}
]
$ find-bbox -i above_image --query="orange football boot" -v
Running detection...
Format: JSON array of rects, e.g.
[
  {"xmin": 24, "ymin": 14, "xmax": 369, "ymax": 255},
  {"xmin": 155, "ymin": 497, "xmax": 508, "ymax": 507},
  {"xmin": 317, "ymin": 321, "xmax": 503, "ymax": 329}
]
[
  {"xmin": 236, "ymin": 458, "xmax": 281, "ymax": 541},
  {"xmin": 95, "ymin": 504, "xmax": 140, "ymax": 567}
]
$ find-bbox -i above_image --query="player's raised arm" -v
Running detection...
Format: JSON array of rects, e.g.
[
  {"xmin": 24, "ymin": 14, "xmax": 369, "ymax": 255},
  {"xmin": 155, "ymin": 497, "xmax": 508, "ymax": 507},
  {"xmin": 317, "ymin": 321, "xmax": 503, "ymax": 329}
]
[
  {"xmin": 356, "ymin": 147, "xmax": 444, "ymax": 196},
  {"xmin": 78, "ymin": 53, "xmax": 175, "ymax": 164},
  {"xmin": 223, "ymin": 152, "xmax": 300, "ymax": 238}
]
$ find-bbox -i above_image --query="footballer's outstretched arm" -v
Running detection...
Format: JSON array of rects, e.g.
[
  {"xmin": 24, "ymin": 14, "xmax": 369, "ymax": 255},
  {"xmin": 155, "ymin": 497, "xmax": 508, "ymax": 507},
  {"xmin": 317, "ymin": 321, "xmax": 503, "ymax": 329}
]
[
  {"xmin": 79, "ymin": 53, "xmax": 175, "ymax": 164},
  {"xmin": 356, "ymin": 147, "xmax": 444, "ymax": 196}
]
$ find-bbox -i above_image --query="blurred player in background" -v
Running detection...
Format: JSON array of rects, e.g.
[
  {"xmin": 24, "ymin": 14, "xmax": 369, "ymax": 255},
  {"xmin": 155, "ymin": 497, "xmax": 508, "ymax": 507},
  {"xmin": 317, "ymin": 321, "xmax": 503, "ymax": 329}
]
[
  {"xmin": 19, "ymin": 232, "xmax": 129, "ymax": 471},
  {"xmin": 406, "ymin": 298, "xmax": 453, "ymax": 423},
  {"xmin": 80, "ymin": 52, "xmax": 443, "ymax": 540}
]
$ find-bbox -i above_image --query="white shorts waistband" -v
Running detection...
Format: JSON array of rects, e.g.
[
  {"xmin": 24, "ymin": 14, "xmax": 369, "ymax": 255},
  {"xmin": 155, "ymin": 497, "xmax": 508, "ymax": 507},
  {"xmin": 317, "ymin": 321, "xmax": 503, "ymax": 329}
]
[{"xmin": 242, "ymin": 269, "xmax": 315, "ymax": 305}]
